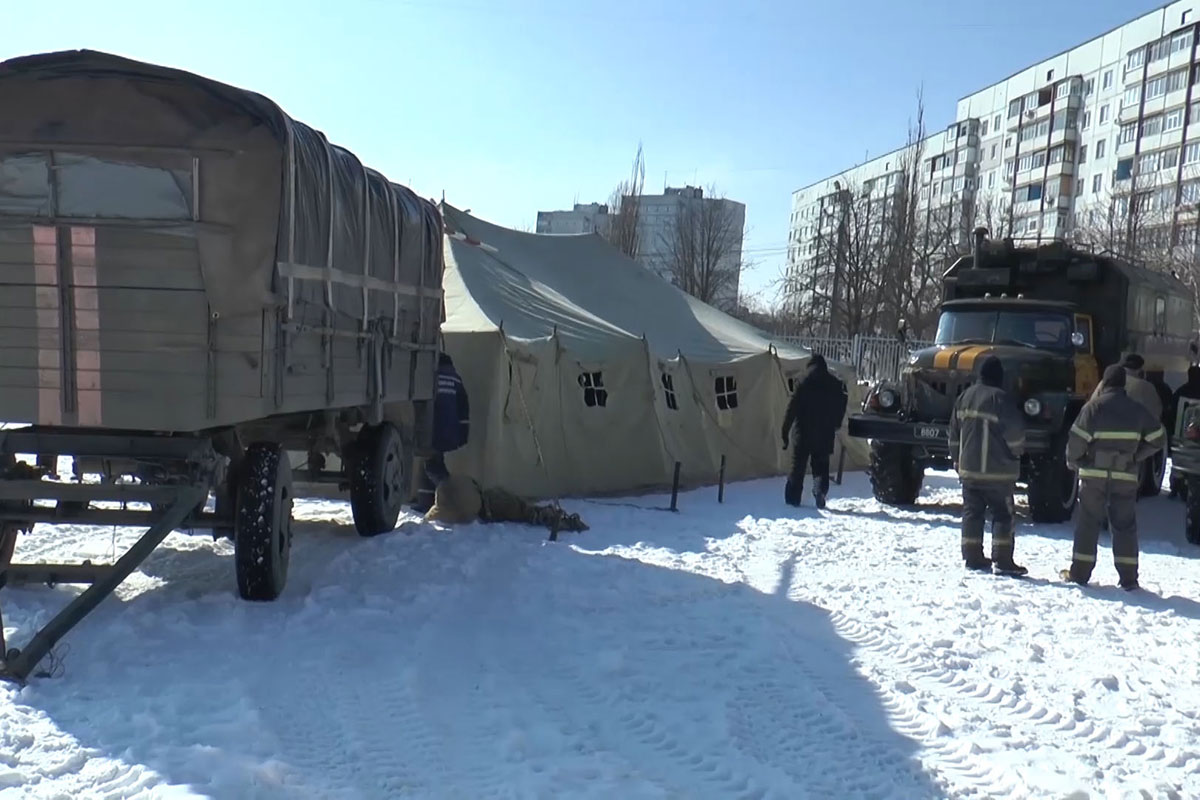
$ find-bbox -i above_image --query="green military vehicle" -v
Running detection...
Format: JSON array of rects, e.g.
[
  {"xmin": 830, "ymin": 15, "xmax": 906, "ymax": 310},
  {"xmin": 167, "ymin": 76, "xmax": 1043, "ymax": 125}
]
[
  {"xmin": 848, "ymin": 228, "xmax": 1195, "ymax": 522},
  {"xmin": 1168, "ymin": 401, "xmax": 1200, "ymax": 544}
]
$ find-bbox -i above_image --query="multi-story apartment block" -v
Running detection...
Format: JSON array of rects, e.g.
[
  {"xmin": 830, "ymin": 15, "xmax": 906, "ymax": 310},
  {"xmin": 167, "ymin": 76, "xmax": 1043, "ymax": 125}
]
[
  {"xmin": 787, "ymin": 1, "xmax": 1200, "ymax": 332},
  {"xmin": 535, "ymin": 202, "xmax": 612, "ymax": 236},
  {"xmin": 538, "ymin": 187, "xmax": 747, "ymax": 311},
  {"xmin": 636, "ymin": 186, "xmax": 747, "ymax": 311}
]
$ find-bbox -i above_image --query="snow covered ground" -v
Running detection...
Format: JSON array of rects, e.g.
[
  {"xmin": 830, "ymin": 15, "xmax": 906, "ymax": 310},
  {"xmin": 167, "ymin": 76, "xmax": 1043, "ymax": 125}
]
[{"xmin": 2, "ymin": 469, "xmax": 1199, "ymax": 799}]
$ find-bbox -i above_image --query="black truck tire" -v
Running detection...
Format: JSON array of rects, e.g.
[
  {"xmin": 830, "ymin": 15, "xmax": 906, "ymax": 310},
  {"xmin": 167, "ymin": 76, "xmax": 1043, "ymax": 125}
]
[
  {"xmin": 1138, "ymin": 449, "xmax": 1166, "ymax": 498},
  {"xmin": 1026, "ymin": 452, "xmax": 1077, "ymax": 523},
  {"xmin": 234, "ymin": 442, "xmax": 293, "ymax": 601},
  {"xmin": 868, "ymin": 442, "xmax": 923, "ymax": 506},
  {"xmin": 1186, "ymin": 475, "xmax": 1200, "ymax": 545},
  {"xmin": 349, "ymin": 423, "xmax": 410, "ymax": 537}
]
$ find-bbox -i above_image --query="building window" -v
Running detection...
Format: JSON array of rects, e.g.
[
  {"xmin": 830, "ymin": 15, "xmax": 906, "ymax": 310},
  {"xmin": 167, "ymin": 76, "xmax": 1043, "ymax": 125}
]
[
  {"xmin": 1165, "ymin": 107, "xmax": 1185, "ymax": 132},
  {"xmin": 1137, "ymin": 152, "xmax": 1159, "ymax": 173},
  {"xmin": 1142, "ymin": 115, "xmax": 1163, "ymax": 137},
  {"xmin": 989, "ymin": 144, "xmax": 997, "ymax": 159},
  {"xmin": 1080, "ymin": 144, "xmax": 1088, "ymax": 163},
  {"xmin": 993, "ymin": 114, "xmax": 1001, "ymax": 130},
  {"xmin": 715, "ymin": 376, "xmax": 738, "ymax": 411},
  {"xmin": 1026, "ymin": 183, "xmax": 1043, "ymax": 201},
  {"xmin": 1005, "ymin": 136, "xmax": 1012, "ymax": 149},
  {"xmin": 1093, "ymin": 174, "xmax": 1103, "ymax": 193},
  {"xmin": 1096, "ymin": 139, "xmax": 1106, "ymax": 159},
  {"xmin": 1185, "ymin": 142, "xmax": 1200, "ymax": 165},
  {"xmin": 1116, "ymin": 158, "xmax": 1134, "ymax": 180},
  {"xmin": 1008, "ymin": 99, "xmax": 1022, "ymax": 119},
  {"xmin": 988, "ymin": 171, "xmax": 996, "ymax": 188},
  {"xmin": 579, "ymin": 372, "xmax": 608, "ymax": 408},
  {"xmin": 1120, "ymin": 122, "xmax": 1138, "ymax": 144},
  {"xmin": 1162, "ymin": 147, "xmax": 1180, "ymax": 170},
  {"xmin": 1084, "ymin": 78, "xmax": 1095, "ymax": 95},
  {"xmin": 660, "ymin": 371, "xmax": 678, "ymax": 410},
  {"xmin": 981, "ymin": 119, "xmax": 989, "ymax": 137},
  {"xmin": 1124, "ymin": 85, "xmax": 1143, "ymax": 108},
  {"xmin": 1047, "ymin": 69, "xmax": 1055, "ymax": 81},
  {"xmin": 1127, "ymin": 49, "xmax": 1145, "ymax": 71},
  {"xmin": 1076, "ymin": 177, "xmax": 1085, "ymax": 196},
  {"xmin": 1056, "ymin": 81, "xmax": 1069, "ymax": 99},
  {"xmin": 1167, "ymin": 68, "xmax": 1188, "ymax": 95},
  {"xmin": 1100, "ymin": 105, "xmax": 1110, "ymax": 124},
  {"xmin": 1082, "ymin": 110, "xmax": 1091, "ymax": 130}
]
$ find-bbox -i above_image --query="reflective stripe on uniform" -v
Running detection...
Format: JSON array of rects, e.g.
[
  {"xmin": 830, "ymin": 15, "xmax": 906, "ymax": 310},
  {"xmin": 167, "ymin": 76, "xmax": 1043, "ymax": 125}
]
[
  {"xmin": 1092, "ymin": 430, "xmax": 1141, "ymax": 440},
  {"xmin": 1070, "ymin": 424, "xmax": 1094, "ymax": 442},
  {"xmin": 1114, "ymin": 555, "xmax": 1139, "ymax": 566},
  {"xmin": 1077, "ymin": 467, "xmax": 1138, "ymax": 482},
  {"xmin": 1073, "ymin": 551, "xmax": 1096, "ymax": 562},
  {"xmin": 961, "ymin": 536, "xmax": 984, "ymax": 544},
  {"xmin": 957, "ymin": 469, "xmax": 1019, "ymax": 481},
  {"xmin": 958, "ymin": 409, "xmax": 999, "ymax": 423},
  {"xmin": 1145, "ymin": 427, "xmax": 1165, "ymax": 442},
  {"xmin": 991, "ymin": 535, "xmax": 1013, "ymax": 545},
  {"xmin": 1006, "ymin": 437, "xmax": 1025, "ymax": 450}
]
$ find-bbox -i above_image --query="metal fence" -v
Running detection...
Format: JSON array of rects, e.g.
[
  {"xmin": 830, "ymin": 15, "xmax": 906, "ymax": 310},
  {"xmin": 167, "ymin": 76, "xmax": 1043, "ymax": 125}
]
[{"xmin": 779, "ymin": 334, "xmax": 933, "ymax": 384}]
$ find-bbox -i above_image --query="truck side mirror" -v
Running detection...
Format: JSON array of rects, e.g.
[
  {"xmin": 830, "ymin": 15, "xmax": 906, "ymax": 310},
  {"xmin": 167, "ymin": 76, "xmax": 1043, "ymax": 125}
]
[{"xmin": 1071, "ymin": 331, "xmax": 1085, "ymax": 349}]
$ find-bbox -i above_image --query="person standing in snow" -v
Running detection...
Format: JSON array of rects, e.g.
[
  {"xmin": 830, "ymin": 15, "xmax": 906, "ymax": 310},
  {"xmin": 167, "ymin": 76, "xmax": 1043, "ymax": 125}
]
[
  {"xmin": 948, "ymin": 355, "xmax": 1028, "ymax": 575},
  {"xmin": 1063, "ymin": 365, "xmax": 1165, "ymax": 590},
  {"xmin": 781, "ymin": 353, "xmax": 849, "ymax": 509},
  {"xmin": 413, "ymin": 352, "xmax": 470, "ymax": 513}
]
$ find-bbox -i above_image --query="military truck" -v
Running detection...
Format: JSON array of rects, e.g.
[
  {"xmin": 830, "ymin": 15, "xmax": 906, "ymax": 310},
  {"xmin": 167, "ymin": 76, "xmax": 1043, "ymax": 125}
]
[
  {"xmin": 1167, "ymin": 400, "xmax": 1200, "ymax": 545},
  {"xmin": 848, "ymin": 228, "xmax": 1195, "ymax": 522},
  {"xmin": 0, "ymin": 51, "xmax": 444, "ymax": 681}
]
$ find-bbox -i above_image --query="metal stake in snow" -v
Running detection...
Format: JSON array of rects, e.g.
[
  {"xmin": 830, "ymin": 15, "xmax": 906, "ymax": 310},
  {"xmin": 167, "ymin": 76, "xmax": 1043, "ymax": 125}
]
[{"xmin": 718, "ymin": 455, "xmax": 727, "ymax": 504}]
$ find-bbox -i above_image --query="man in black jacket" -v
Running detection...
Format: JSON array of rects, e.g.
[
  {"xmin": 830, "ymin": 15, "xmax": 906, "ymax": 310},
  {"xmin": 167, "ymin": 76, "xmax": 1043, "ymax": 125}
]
[
  {"xmin": 781, "ymin": 354, "xmax": 848, "ymax": 509},
  {"xmin": 1169, "ymin": 365, "xmax": 1200, "ymax": 499}
]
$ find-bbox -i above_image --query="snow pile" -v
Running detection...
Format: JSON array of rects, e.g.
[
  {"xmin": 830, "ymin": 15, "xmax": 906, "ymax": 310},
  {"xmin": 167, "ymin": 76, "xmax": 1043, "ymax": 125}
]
[{"xmin": 1, "ymin": 471, "xmax": 1199, "ymax": 798}]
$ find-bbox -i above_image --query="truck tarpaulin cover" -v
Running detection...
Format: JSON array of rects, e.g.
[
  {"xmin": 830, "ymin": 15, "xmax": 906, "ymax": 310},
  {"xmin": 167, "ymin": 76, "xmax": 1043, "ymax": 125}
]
[{"xmin": 0, "ymin": 49, "xmax": 443, "ymax": 320}]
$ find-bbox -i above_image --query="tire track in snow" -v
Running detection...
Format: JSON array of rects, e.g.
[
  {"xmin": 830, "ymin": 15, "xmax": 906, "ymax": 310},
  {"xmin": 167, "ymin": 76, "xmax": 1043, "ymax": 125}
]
[
  {"xmin": 828, "ymin": 609, "xmax": 1200, "ymax": 782},
  {"xmin": 751, "ymin": 603, "xmax": 1025, "ymax": 800}
]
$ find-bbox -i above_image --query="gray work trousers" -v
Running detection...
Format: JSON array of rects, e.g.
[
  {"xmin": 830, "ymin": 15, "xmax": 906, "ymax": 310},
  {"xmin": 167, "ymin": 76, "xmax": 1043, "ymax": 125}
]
[
  {"xmin": 1070, "ymin": 479, "xmax": 1139, "ymax": 585},
  {"xmin": 961, "ymin": 481, "xmax": 1016, "ymax": 564}
]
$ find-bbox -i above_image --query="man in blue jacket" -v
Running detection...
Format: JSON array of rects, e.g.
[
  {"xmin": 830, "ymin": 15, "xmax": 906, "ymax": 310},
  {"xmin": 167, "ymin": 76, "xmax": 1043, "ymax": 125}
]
[{"xmin": 413, "ymin": 352, "xmax": 470, "ymax": 513}]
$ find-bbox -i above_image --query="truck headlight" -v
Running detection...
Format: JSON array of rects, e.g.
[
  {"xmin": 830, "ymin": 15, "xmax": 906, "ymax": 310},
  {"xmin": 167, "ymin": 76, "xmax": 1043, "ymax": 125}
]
[
  {"xmin": 878, "ymin": 388, "xmax": 898, "ymax": 409},
  {"xmin": 1023, "ymin": 398, "xmax": 1042, "ymax": 417}
]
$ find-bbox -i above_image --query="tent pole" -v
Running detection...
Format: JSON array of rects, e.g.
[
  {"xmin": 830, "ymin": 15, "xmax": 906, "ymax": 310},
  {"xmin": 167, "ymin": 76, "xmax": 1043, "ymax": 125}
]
[
  {"xmin": 669, "ymin": 462, "xmax": 681, "ymax": 511},
  {"xmin": 718, "ymin": 455, "xmax": 726, "ymax": 503}
]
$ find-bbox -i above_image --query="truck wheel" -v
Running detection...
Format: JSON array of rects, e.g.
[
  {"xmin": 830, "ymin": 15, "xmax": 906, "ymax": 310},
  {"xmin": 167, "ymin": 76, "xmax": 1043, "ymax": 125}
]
[
  {"xmin": 868, "ymin": 442, "xmax": 923, "ymax": 506},
  {"xmin": 234, "ymin": 442, "xmax": 293, "ymax": 601},
  {"xmin": 1186, "ymin": 475, "xmax": 1200, "ymax": 545},
  {"xmin": 349, "ymin": 423, "xmax": 410, "ymax": 537},
  {"xmin": 1138, "ymin": 449, "xmax": 1166, "ymax": 498},
  {"xmin": 1026, "ymin": 453, "xmax": 1077, "ymax": 523}
]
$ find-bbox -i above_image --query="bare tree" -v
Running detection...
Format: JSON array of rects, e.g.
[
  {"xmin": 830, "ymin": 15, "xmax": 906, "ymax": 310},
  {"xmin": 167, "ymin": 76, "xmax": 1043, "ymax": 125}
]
[
  {"xmin": 659, "ymin": 184, "xmax": 745, "ymax": 310},
  {"xmin": 605, "ymin": 143, "xmax": 645, "ymax": 259}
]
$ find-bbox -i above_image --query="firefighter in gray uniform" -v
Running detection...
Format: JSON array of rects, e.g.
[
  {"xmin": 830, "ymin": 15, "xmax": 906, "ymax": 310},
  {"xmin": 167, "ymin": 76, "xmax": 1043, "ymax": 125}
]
[
  {"xmin": 1064, "ymin": 364, "xmax": 1165, "ymax": 590},
  {"xmin": 948, "ymin": 356, "xmax": 1028, "ymax": 575}
]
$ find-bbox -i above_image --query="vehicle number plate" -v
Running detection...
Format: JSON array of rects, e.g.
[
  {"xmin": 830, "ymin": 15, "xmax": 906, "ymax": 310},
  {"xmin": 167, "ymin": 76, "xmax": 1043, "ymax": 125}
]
[{"xmin": 916, "ymin": 426, "xmax": 942, "ymax": 439}]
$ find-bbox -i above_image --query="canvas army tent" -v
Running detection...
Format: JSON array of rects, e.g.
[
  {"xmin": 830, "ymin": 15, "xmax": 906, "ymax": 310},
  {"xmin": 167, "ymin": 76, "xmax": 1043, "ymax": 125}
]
[{"xmin": 438, "ymin": 203, "xmax": 867, "ymax": 500}]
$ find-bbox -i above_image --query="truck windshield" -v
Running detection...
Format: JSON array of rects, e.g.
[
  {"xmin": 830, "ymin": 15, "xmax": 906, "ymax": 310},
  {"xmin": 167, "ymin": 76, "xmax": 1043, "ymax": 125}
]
[{"xmin": 934, "ymin": 309, "xmax": 1073, "ymax": 351}]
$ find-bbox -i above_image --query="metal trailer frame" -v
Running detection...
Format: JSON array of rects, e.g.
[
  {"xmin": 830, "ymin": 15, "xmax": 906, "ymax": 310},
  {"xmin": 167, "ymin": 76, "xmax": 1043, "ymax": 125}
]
[{"xmin": 0, "ymin": 411, "xmax": 410, "ymax": 684}]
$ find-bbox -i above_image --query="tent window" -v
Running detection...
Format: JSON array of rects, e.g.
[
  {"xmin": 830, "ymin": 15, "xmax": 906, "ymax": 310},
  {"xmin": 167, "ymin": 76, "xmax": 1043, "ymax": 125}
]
[
  {"xmin": 786, "ymin": 376, "xmax": 797, "ymax": 394},
  {"xmin": 715, "ymin": 375, "xmax": 738, "ymax": 410},
  {"xmin": 661, "ymin": 371, "xmax": 678, "ymax": 410},
  {"xmin": 579, "ymin": 371, "xmax": 608, "ymax": 408}
]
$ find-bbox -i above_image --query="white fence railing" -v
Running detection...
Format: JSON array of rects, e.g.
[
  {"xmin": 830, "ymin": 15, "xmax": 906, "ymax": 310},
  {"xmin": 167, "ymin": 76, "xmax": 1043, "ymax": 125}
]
[{"xmin": 779, "ymin": 335, "xmax": 934, "ymax": 384}]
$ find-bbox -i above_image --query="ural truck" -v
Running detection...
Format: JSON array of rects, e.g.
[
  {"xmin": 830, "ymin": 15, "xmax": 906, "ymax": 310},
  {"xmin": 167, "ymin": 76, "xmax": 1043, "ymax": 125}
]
[
  {"xmin": 847, "ymin": 228, "xmax": 1195, "ymax": 523},
  {"xmin": 0, "ymin": 51, "xmax": 444, "ymax": 681}
]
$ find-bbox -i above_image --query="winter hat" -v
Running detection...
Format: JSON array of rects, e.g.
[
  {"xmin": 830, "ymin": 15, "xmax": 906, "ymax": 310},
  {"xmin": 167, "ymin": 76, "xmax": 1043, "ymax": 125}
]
[
  {"xmin": 979, "ymin": 355, "xmax": 1004, "ymax": 387},
  {"xmin": 1102, "ymin": 364, "xmax": 1127, "ymax": 388},
  {"xmin": 1121, "ymin": 352, "xmax": 1144, "ymax": 371},
  {"xmin": 808, "ymin": 354, "xmax": 827, "ymax": 372}
]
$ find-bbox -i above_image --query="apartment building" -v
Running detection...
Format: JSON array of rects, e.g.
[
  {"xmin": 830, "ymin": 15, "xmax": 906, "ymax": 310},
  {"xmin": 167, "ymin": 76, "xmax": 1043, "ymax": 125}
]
[
  {"xmin": 535, "ymin": 202, "xmax": 612, "ymax": 236},
  {"xmin": 539, "ymin": 187, "xmax": 747, "ymax": 311},
  {"xmin": 787, "ymin": 0, "xmax": 1200, "ymax": 327}
]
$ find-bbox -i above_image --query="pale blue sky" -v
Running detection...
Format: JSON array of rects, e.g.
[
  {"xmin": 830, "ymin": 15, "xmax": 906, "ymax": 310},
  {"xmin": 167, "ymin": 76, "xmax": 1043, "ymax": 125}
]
[{"xmin": 3, "ymin": 0, "xmax": 1159, "ymax": 305}]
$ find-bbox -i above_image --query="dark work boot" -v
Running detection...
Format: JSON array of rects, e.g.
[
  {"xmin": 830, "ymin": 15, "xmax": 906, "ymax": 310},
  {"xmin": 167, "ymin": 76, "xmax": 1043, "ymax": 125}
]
[
  {"xmin": 784, "ymin": 476, "xmax": 802, "ymax": 507},
  {"xmin": 814, "ymin": 476, "xmax": 829, "ymax": 509},
  {"xmin": 965, "ymin": 555, "xmax": 993, "ymax": 571},
  {"xmin": 992, "ymin": 559, "xmax": 1028, "ymax": 577}
]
